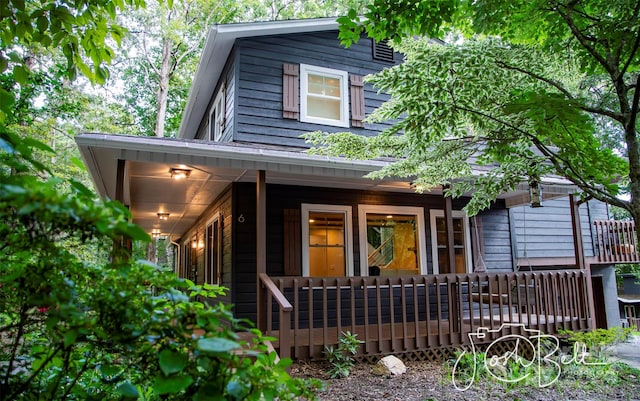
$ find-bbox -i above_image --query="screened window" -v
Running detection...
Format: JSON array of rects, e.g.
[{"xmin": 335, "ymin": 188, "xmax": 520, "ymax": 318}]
[
  {"xmin": 358, "ymin": 205, "xmax": 427, "ymax": 276},
  {"xmin": 302, "ymin": 204, "xmax": 353, "ymax": 277},
  {"xmin": 300, "ymin": 64, "xmax": 349, "ymax": 127},
  {"xmin": 430, "ymin": 210, "xmax": 472, "ymax": 274}
]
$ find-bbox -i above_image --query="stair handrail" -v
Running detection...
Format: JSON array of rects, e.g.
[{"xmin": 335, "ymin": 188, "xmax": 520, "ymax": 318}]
[{"xmin": 258, "ymin": 273, "xmax": 292, "ymax": 360}]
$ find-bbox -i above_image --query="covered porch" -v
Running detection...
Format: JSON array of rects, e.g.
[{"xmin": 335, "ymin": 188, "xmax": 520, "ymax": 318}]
[{"xmin": 75, "ymin": 134, "xmax": 633, "ymax": 360}]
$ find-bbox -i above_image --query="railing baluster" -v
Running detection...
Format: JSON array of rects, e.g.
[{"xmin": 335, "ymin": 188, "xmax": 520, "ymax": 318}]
[
  {"xmin": 308, "ymin": 278, "xmax": 314, "ymax": 358},
  {"xmin": 336, "ymin": 277, "xmax": 342, "ymax": 338},
  {"xmin": 322, "ymin": 279, "xmax": 328, "ymax": 353},
  {"xmin": 400, "ymin": 277, "xmax": 408, "ymax": 351},
  {"xmin": 293, "ymin": 278, "xmax": 299, "ymax": 359},
  {"xmin": 363, "ymin": 276, "xmax": 370, "ymax": 354},
  {"xmin": 412, "ymin": 277, "xmax": 420, "ymax": 348},
  {"xmin": 389, "ymin": 277, "xmax": 396, "ymax": 352},
  {"xmin": 376, "ymin": 278, "xmax": 383, "ymax": 353}
]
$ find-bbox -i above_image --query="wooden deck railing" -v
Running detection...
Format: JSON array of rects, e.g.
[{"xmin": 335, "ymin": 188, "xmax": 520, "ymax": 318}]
[
  {"xmin": 593, "ymin": 220, "xmax": 639, "ymax": 263},
  {"xmin": 261, "ymin": 271, "xmax": 591, "ymax": 360},
  {"xmin": 257, "ymin": 273, "xmax": 292, "ymax": 359}
]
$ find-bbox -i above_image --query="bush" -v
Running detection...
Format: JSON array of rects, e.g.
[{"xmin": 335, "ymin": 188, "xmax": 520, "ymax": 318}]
[
  {"xmin": 324, "ymin": 331, "xmax": 362, "ymax": 379},
  {"xmin": 0, "ymin": 132, "xmax": 319, "ymax": 400}
]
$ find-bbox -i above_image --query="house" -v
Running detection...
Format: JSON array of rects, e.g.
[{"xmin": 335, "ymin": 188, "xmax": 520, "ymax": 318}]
[{"xmin": 76, "ymin": 17, "xmax": 633, "ymax": 360}]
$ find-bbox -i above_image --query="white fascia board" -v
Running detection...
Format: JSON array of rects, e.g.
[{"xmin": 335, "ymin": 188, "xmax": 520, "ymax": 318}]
[
  {"xmin": 76, "ymin": 134, "xmax": 386, "ymax": 173},
  {"xmin": 178, "ymin": 18, "xmax": 340, "ymax": 139}
]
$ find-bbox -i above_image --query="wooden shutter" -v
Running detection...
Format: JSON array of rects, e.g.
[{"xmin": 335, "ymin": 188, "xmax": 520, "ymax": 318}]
[
  {"xmin": 283, "ymin": 208, "xmax": 301, "ymax": 276},
  {"xmin": 282, "ymin": 64, "xmax": 299, "ymax": 120},
  {"xmin": 350, "ymin": 75, "xmax": 365, "ymax": 128}
]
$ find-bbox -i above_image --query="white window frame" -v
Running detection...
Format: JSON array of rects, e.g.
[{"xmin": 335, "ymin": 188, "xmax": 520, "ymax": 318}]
[
  {"xmin": 208, "ymin": 84, "xmax": 225, "ymax": 141},
  {"xmin": 299, "ymin": 64, "xmax": 349, "ymax": 128},
  {"xmin": 429, "ymin": 210, "xmax": 473, "ymax": 274},
  {"xmin": 301, "ymin": 204, "xmax": 354, "ymax": 277},
  {"xmin": 358, "ymin": 205, "xmax": 428, "ymax": 276}
]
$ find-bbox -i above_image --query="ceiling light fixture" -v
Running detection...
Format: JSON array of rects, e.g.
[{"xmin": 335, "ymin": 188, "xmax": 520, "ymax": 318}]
[
  {"xmin": 157, "ymin": 212, "xmax": 170, "ymax": 220},
  {"xmin": 169, "ymin": 167, "xmax": 191, "ymax": 180}
]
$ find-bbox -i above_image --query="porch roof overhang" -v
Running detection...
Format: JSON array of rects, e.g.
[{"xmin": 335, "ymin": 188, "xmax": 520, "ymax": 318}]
[
  {"xmin": 178, "ymin": 17, "xmax": 340, "ymax": 140},
  {"xmin": 75, "ymin": 133, "xmax": 579, "ymax": 241}
]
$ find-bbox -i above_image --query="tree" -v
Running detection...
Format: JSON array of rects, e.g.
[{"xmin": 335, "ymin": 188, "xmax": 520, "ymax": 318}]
[
  {"xmin": 309, "ymin": 1, "xmax": 638, "ymax": 235},
  {"xmin": 117, "ymin": 0, "xmax": 237, "ymax": 137},
  {"xmin": 116, "ymin": 0, "xmax": 367, "ymax": 137},
  {"xmin": 1, "ymin": 1, "xmax": 319, "ymax": 399}
]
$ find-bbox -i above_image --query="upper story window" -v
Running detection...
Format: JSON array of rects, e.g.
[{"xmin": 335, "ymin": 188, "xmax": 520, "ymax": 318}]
[
  {"xmin": 429, "ymin": 210, "xmax": 472, "ymax": 274},
  {"xmin": 300, "ymin": 64, "xmax": 349, "ymax": 128},
  {"xmin": 208, "ymin": 84, "xmax": 225, "ymax": 141}
]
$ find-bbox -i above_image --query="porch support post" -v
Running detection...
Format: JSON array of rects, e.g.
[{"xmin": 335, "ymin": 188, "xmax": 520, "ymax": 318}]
[
  {"xmin": 570, "ymin": 195, "xmax": 596, "ymax": 329},
  {"xmin": 112, "ymin": 159, "xmax": 131, "ymax": 263},
  {"xmin": 570, "ymin": 194, "xmax": 585, "ymax": 270},
  {"xmin": 443, "ymin": 193, "xmax": 460, "ymax": 331},
  {"xmin": 256, "ymin": 170, "xmax": 267, "ymax": 331},
  {"xmin": 443, "ymin": 194, "xmax": 456, "ymax": 274}
]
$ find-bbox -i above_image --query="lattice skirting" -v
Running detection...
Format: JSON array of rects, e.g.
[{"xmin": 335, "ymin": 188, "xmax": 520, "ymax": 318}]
[{"xmin": 355, "ymin": 340, "xmax": 534, "ymax": 364}]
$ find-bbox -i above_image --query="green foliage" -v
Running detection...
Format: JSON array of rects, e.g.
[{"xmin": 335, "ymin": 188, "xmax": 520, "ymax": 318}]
[
  {"xmin": 0, "ymin": 133, "xmax": 319, "ymax": 400},
  {"xmin": 560, "ymin": 327, "xmax": 633, "ymax": 359},
  {"xmin": 331, "ymin": 0, "xmax": 640, "ymax": 221},
  {"xmin": 324, "ymin": 331, "xmax": 362, "ymax": 379}
]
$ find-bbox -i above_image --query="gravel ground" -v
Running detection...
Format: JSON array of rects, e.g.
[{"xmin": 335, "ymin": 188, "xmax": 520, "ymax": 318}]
[{"xmin": 291, "ymin": 359, "xmax": 640, "ymax": 401}]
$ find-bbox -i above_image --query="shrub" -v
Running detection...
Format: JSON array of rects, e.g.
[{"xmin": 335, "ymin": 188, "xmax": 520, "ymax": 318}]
[
  {"xmin": 324, "ymin": 331, "xmax": 362, "ymax": 379},
  {"xmin": 0, "ymin": 132, "xmax": 319, "ymax": 400}
]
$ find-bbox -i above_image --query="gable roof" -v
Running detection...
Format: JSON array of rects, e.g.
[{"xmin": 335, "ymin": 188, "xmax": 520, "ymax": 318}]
[{"xmin": 178, "ymin": 17, "xmax": 340, "ymax": 139}]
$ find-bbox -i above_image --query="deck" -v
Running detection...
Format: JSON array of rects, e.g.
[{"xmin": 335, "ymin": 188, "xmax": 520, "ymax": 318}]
[{"xmin": 258, "ymin": 271, "xmax": 592, "ymax": 360}]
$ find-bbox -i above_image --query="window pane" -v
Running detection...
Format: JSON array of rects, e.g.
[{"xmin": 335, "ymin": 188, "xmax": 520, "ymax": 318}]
[
  {"xmin": 435, "ymin": 216, "xmax": 467, "ymax": 274},
  {"xmin": 308, "ymin": 211, "xmax": 346, "ymax": 277},
  {"xmin": 366, "ymin": 213, "xmax": 419, "ymax": 276},
  {"xmin": 308, "ymin": 73, "xmax": 341, "ymax": 97},
  {"xmin": 307, "ymin": 96, "xmax": 341, "ymax": 120}
]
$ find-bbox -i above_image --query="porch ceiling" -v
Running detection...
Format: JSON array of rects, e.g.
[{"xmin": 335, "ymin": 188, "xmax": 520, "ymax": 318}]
[{"xmin": 75, "ymin": 133, "xmax": 578, "ymax": 241}]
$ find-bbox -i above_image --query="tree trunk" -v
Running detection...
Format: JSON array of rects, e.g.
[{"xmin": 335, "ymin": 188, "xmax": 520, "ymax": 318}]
[{"xmin": 154, "ymin": 38, "xmax": 172, "ymax": 137}]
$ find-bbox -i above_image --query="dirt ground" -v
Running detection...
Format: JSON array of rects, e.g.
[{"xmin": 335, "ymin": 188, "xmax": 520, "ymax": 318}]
[{"xmin": 291, "ymin": 360, "xmax": 640, "ymax": 401}]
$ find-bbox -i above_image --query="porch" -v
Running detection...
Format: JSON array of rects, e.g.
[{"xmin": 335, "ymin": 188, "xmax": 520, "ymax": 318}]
[{"xmin": 258, "ymin": 270, "xmax": 592, "ymax": 360}]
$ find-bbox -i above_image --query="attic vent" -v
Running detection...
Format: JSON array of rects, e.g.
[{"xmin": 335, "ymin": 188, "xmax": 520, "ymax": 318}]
[{"xmin": 372, "ymin": 39, "xmax": 394, "ymax": 62}]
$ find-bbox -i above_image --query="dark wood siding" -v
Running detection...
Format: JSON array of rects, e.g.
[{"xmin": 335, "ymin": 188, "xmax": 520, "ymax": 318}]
[
  {"xmin": 231, "ymin": 183, "xmax": 258, "ymax": 321},
  {"xmin": 510, "ymin": 198, "xmax": 607, "ymax": 260},
  {"xmin": 195, "ymin": 47, "xmax": 236, "ymax": 142},
  {"xmin": 477, "ymin": 208, "xmax": 513, "ymax": 272},
  {"xmin": 234, "ymin": 31, "xmax": 399, "ymax": 148},
  {"xmin": 179, "ymin": 185, "xmax": 233, "ymax": 306},
  {"xmin": 230, "ymin": 182, "xmax": 513, "ymax": 323}
]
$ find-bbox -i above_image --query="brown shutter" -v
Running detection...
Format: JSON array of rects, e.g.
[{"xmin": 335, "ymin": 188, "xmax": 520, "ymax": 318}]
[
  {"xmin": 350, "ymin": 75, "xmax": 365, "ymax": 127},
  {"xmin": 283, "ymin": 208, "xmax": 301, "ymax": 276},
  {"xmin": 282, "ymin": 64, "xmax": 299, "ymax": 120}
]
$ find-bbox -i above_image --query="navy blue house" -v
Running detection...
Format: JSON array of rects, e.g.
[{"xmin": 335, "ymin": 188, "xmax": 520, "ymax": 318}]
[{"xmin": 76, "ymin": 18, "xmax": 629, "ymax": 360}]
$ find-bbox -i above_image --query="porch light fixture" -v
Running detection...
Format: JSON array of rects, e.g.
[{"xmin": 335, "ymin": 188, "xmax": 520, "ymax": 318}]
[
  {"xmin": 191, "ymin": 241, "xmax": 197, "ymax": 249},
  {"xmin": 157, "ymin": 212, "xmax": 170, "ymax": 220},
  {"xmin": 169, "ymin": 167, "xmax": 191, "ymax": 180},
  {"xmin": 529, "ymin": 179, "xmax": 543, "ymax": 208},
  {"xmin": 151, "ymin": 228, "xmax": 162, "ymax": 238}
]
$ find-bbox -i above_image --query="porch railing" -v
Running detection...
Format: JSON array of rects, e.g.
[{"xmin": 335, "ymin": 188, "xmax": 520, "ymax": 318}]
[
  {"xmin": 593, "ymin": 220, "xmax": 639, "ymax": 263},
  {"xmin": 257, "ymin": 273, "xmax": 292, "ymax": 359},
  {"xmin": 261, "ymin": 271, "xmax": 591, "ymax": 360}
]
